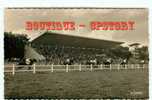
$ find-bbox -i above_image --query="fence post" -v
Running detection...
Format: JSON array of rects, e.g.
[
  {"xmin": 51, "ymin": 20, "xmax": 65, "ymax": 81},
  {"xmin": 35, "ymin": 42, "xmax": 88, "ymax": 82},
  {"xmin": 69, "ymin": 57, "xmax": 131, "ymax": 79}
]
[
  {"xmin": 110, "ymin": 64, "xmax": 112, "ymax": 70},
  {"xmin": 117, "ymin": 64, "xmax": 120, "ymax": 71},
  {"xmin": 143, "ymin": 64, "xmax": 145, "ymax": 69},
  {"xmin": 66, "ymin": 64, "xmax": 68, "ymax": 72},
  {"xmin": 12, "ymin": 64, "xmax": 15, "ymax": 75},
  {"xmin": 33, "ymin": 64, "xmax": 36, "ymax": 74},
  {"xmin": 137, "ymin": 64, "xmax": 139, "ymax": 69},
  {"xmin": 51, "ymin": 64, "xmax": 53, "ymax": 72},
  {"xmin": 90, "ymin": 64, "xmax": 93, "ymax": 71},
  {"xmin": 79, "ymin": 64, "xmax": 81, "ymax": 71},
  {"xmin": 125, "ymin": 64, "xmax": 127, "ymax": 69},
  {"xmin": 138, "ymin": 64, "xmax": 140, "ymax": 69},
  {"xmin": 131, "ymin": 64, "xmax": 134, "ymax": 69},
  {"xmin": 100, "ymin": 64, "xmax": 103, "ymax": 70},
  {"xmin": 135, "ymin": 64, "xmax": 137, "ymax": 69},
  {"xmin": 128, "ymin": 64, "xmax": 130, "ymax": 69}
]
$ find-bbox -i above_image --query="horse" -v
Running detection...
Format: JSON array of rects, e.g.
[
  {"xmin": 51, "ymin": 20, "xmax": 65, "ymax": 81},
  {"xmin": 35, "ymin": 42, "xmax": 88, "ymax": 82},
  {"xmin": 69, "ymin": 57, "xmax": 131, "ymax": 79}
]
[
  {"xmin": 120, "ymin": 59, "xmax": 128, "ymax": 68},
  {"xmin": 103, "ymin": 58, "xmax": 113, "ymax": 68}
]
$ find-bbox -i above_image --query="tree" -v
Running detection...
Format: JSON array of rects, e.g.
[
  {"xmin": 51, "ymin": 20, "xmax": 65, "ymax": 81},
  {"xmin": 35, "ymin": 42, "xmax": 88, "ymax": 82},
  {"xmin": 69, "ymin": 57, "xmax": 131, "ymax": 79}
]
[
  {"xmin": 138, "ymin": 46, "xmax": 149, "ymax": 60},
  {"xmin": 4, "ymin": 32, "xmax": 29, "ymax": 60},
  {"xmin": 109, "ymin": 46, "xmax": 132, "ymax": 59}
]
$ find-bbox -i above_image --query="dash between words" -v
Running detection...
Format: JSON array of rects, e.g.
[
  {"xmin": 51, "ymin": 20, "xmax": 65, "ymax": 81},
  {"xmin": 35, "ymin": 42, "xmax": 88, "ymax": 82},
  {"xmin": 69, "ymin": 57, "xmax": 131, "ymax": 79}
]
[{"xmin": 25, "ymin": 21, "xmax": 135, "ymax": 31}]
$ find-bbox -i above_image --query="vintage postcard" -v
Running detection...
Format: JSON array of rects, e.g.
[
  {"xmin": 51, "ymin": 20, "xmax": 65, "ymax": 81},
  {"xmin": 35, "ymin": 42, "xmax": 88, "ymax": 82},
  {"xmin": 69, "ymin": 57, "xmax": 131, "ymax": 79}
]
[{"xmin": 4, "ymin": 8, "xmax": 149, "ymax": 99}]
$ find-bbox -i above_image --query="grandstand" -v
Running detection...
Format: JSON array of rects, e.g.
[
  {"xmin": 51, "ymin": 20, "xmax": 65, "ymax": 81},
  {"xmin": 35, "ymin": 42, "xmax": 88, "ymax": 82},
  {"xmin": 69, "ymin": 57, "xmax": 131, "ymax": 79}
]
[{"xmin": 27, "ymin": 31, "xmax": 124, "ymax": 65}]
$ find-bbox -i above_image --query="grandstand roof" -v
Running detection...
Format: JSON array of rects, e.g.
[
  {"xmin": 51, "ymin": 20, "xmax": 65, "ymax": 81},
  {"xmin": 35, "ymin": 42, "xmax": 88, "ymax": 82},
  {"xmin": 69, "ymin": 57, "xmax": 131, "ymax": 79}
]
[{"xmin": 31, "ymin": 32, "xmax": 124, "ymax": 49}]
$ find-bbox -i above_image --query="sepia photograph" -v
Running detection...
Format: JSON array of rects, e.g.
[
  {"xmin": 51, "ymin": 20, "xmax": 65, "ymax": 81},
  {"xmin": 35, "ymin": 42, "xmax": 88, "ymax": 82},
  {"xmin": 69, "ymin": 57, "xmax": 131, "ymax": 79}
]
[{"xmin": 4, "ymin": 8, "xmax": 149, "ymax": 99}]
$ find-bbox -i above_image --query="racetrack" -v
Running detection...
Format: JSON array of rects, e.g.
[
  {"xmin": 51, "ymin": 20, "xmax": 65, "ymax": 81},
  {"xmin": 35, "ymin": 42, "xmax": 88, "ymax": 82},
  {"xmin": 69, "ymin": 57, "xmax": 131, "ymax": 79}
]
[{"xmin": 5, "ymin": 69, "xmax": 148, "ymax": 99}]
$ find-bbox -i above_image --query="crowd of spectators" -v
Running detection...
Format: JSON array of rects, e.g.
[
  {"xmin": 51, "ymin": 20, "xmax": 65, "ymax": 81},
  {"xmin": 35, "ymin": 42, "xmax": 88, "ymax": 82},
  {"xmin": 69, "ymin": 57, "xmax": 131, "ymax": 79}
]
[{"xmin": 32, "ymin": 44, "xmax": 124, "ymax": 65}]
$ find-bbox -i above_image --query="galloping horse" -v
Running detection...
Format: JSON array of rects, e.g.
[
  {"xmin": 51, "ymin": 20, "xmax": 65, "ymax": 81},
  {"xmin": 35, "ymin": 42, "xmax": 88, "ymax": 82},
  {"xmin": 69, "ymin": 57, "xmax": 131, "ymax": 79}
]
[
  {"xmin": 103, "ymin": 58, "xmax": 113, "ymax": 68},
  {"xmin": 63, "ymin": 58, "xmax": 73, "ymax": 65},
  {"xmin": 18, "ymin": 58, "xmax": 36, "ymax": 70},
  {"xmin": 120, "ymin": 59, "xmax": 128, "ymax": 68}
]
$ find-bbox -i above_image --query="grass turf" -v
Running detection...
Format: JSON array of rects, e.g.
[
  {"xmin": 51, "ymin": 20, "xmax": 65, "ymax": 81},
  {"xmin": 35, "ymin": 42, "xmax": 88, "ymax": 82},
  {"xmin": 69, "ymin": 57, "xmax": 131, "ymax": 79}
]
[{"xmin": 5, "ymin": 69, "xmax": 148, "ymax": 99}]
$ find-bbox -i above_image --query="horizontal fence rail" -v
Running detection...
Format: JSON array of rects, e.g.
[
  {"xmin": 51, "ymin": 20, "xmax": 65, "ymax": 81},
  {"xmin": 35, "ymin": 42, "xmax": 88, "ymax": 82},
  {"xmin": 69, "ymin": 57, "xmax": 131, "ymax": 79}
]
[{"xmin": 4, "ymin": 64, "xmax": 148, "ymax": 75}]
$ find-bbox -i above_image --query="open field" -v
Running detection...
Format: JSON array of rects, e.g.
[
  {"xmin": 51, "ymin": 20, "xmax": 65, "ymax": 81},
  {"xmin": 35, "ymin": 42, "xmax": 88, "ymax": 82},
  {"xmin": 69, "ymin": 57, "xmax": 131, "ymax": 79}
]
[{"xmin": 5, "ymin": 69, "xmax": 148, "ymax": 99}]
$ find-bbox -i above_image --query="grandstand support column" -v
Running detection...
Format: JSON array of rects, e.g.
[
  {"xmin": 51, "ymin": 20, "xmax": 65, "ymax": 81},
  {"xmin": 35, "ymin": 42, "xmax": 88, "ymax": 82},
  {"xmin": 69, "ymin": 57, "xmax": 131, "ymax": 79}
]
[
  {"xmin": 33, "ymin": 64, "xmax": 36, "ymax": 74},
  {"xmin": 12, "ymin": 64, "xmax": 15, "ymax": 75},
  {"xmin": 51, "ymin": 64, "xmax": 54, "ymax": 72},
  {"xmin": 79, "ymin": 64, "xmax": 82, "ymax": 71},
  {"xmin": 66, "ymin": 64, "xmax": 68, "ymax": 72},
  {"xmin": 90, "ymin": 64, "xmax": 93, "ymax": 71}
]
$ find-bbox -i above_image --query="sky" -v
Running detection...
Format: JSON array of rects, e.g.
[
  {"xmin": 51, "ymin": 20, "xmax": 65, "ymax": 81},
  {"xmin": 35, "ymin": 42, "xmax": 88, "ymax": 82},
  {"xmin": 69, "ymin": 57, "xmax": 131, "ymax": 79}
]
[{"xmin": 5, "ymin": 8, "xmax": 148, "ymax": 46}]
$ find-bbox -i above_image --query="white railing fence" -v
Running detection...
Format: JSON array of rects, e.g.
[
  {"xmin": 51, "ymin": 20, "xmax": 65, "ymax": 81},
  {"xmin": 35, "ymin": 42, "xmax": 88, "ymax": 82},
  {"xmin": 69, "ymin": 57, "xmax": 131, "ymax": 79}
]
[{"xmin": 4, "ymin": 64, "xmax": 148, "ymax": 75}]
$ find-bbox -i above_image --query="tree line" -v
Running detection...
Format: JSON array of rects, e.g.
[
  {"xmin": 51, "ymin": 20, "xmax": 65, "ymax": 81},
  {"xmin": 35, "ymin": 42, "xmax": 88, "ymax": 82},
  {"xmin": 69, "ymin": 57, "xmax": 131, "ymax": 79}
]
[
  {"xmin": 4, "ymin": 32, "xmax": 148, "ymax": 63},
  {"xmin": 4, "ymin": 32, "xmax": 29, "ymax": 60}
]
